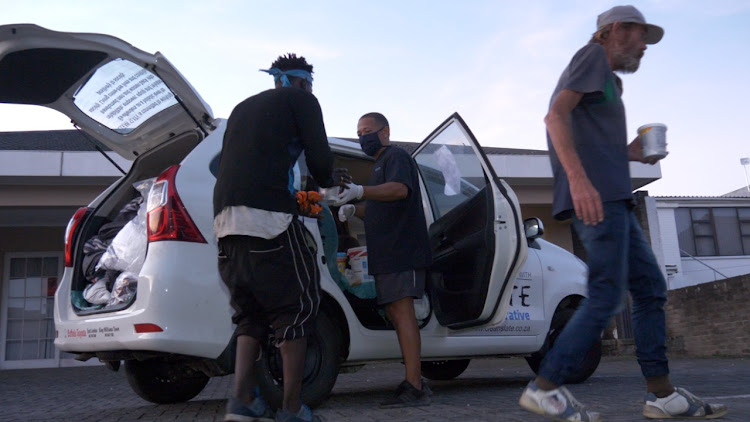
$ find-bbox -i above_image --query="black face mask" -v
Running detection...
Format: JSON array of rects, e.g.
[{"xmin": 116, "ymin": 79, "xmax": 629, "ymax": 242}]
[{"xmin": 359, "ymin": 127, "xmax": 385, "ymax": 157}]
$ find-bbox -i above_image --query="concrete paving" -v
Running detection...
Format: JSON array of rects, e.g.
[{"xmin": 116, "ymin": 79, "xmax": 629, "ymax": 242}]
[{"xmin": 1, "ymin": 356, "xmax": 748, "ymax": 421}]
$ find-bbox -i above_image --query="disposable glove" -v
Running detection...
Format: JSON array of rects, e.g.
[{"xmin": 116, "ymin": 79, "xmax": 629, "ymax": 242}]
[
  {"xmin": 338, "ymin": 204, "xmax": 356, "ymax": 222},
  {"xmin": 334, "ymin": 183, "xmax": 363, "ymax": 206}
]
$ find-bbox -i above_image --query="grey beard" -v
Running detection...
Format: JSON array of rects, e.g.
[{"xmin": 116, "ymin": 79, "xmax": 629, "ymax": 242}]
[{"xmin": 612, "ymin": 49, "xmax": 641, "ymax": 74}]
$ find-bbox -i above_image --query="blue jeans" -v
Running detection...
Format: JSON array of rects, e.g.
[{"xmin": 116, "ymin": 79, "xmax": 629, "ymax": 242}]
[{"xmin": 538, "ymin": 200, "xmax": 669, "ymax": 385}]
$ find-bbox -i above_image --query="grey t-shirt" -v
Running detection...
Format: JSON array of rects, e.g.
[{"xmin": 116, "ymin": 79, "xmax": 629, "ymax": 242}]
[{"xmin": 547, "ymin": 43, "xmax": 632, "ymax": 219}]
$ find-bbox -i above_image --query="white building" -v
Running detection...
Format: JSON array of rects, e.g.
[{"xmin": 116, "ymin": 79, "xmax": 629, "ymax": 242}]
[{"xmin": 649, "ymin": 194, "xmax": 750, "ymax": 290}]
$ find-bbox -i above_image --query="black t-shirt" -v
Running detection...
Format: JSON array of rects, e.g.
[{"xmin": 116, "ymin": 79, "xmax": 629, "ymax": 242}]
[
  {"xmin": 364, "ymin": 146, "xmax": 432, "ymax": 274},
  {"xmin": 213, "ymin": 88, "xmax": 334, "ymax": 217}
]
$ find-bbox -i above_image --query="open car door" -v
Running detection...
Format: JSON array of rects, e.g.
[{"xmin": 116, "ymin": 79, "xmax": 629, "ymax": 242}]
[
  {"xmin": 413, "ymin": 113, "xmax": 527, "ymax": 330},
  {"xmin": 0, "ymin": 24, "xmax": 213, "ymax": 159}
]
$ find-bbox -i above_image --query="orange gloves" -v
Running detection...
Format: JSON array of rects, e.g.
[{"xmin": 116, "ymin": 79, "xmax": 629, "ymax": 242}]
[{"xmin": 296, "ymin": 190, "xmax": 323, "ymax": 218}]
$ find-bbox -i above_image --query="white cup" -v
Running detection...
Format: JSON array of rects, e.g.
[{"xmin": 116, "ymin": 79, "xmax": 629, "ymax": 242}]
[{"xmin": 638, "ymin": 123, "xmax": 668, "ymax": 160}]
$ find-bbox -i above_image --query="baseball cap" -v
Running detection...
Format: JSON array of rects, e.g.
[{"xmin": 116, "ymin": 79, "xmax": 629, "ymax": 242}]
[{"xmin": 597, "ymin": 5, "xmax": 664, "ymax": 44}]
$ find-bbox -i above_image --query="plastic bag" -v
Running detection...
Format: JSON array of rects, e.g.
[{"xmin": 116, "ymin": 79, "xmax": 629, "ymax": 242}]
[
  {"xmin": 97, "ymin": 178, "xmax": 154, "ymax": 274},
  {"xmin": 106, "ymin": 272, "xmax": 138, "ymax": 307},
  {"xmin": 82, "ymin": 278, "xmax": 111, "ymax": 305}
]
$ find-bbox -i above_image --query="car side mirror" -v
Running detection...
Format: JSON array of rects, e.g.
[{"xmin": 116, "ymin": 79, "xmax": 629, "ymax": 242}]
[{"xmin": 523, "ymin": 217, "xmax": 544, "ymax": 241}]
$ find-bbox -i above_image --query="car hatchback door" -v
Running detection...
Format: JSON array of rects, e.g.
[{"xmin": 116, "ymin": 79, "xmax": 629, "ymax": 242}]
[
  {"xmin": 413, "ymin": 112, "xmax": 527, "ymax": 329},
  {"xmin": 0, "ymin": 24, "xmax": 214, "ymax": 159}
]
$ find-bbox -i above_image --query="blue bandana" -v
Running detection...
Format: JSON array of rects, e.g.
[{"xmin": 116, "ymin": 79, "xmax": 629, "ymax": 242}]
[{"xmin": 259, "ymin": 68, "xmax": 313, "ymax": 87}]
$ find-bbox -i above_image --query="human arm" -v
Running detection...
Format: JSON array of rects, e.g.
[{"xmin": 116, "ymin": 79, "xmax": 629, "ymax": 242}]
[
  {"xmin": 545, "ymin": 89, "xmax": 604, "ymax": 225},
  {"xmin": 293, "ymin": 91, "xmax": 335, "ymax": 187}
]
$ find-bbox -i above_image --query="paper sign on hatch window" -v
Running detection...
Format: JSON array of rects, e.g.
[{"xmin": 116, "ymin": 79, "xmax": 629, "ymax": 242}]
[{"xmin": 74, "ymin": 59, "xmax": 178, "ymax": 133}]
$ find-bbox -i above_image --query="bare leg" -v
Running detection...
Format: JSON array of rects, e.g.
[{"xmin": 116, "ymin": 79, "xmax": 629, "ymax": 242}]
[
  {"xmin": 279, "ymin": 337, "xmax": 307, "ymax": 413},
  {"xmin": 386, "ymin": 297, "xmax": 422, "ymax": 389},
  {"xmin": 234, "ymin": 335, "xmax": 261, "ymax": 403}
]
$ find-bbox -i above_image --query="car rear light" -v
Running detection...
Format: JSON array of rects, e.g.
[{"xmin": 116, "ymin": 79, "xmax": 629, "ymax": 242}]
[
  {"xmin": 146, "ymin": 164, "xmax": 207, "ymax": 243},
  {"xmin": 134, "ymin": 323, "xmax": 163, "ymax": 333},
  {"xmin": 65, "ymin": 207, "xmax": 89, "ymax": 267}
]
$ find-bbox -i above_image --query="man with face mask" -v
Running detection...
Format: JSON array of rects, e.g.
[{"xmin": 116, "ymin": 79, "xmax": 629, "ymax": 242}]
[
  {"xmin": 336, "ymin": 112, "xmax": 433, "ymax": 408},
  {"xmin": 518, "ymin": 6, "xmax": 727, "ymax": 421}
]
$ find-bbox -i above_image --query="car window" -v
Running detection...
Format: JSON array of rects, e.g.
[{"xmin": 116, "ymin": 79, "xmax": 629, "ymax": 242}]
[
  {"xmin": 414, "ymin": 122, "xmax": 486, "ymax": 219},
  {"xmin": 73, "ymin": 58, "xmax": 178, "ymax": 133}
]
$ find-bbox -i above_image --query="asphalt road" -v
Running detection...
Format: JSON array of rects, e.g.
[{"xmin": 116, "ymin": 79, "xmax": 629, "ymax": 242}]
[{"xmin": 1, "ymin": 356, "xmax": 748, "ymax": 421}]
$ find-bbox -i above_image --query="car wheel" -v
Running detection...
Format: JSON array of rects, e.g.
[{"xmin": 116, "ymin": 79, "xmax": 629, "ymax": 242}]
[
  {"xmin": 421, "ymin": 359, "xmax": 471, "ymax": 381},
  {"xmin": 256, "ymin": 312, "xmax": 343, "ymax": 409},
  {"xmin": 525, "ymin": 306, "xmax": 602, "ymax": 384},
  {"xmin": 124, "ymin": 359, "xmax": 209, "ymax": 404}
]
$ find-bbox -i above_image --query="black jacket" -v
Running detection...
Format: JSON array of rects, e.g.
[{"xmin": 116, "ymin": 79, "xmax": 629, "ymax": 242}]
[{"xmin": 213, "ymin": 88, "xmax": 334, "ymax": 216}]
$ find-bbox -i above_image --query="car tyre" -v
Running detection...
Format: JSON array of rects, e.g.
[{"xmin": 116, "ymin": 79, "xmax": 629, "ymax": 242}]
[
  {"xmin": 256, "ymin": 312, "xmax": 342, "ymax": 409},
  {"xmin": 421, "ymin": 359, "xmax": 471, "ymax": 381},
  {"xmin": 525, "ymin": 306, "xmax": 602, "ymax": 384},
  {"xmin": 124, "ymin": 359, "xmax": 209, "ymax": 404}
]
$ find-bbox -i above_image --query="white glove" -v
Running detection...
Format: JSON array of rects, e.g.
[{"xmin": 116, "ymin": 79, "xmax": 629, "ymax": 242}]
[
  {"xmin": 334, "ymin": 183, "xmax": 363, "ymax": 206},
  {"xmin": 338, "ymin": 204, "xmax": 356, "ymax": 222}
]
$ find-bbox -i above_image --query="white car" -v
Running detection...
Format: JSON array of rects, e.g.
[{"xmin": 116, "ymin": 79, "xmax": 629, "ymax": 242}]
[{"xmin": 0, "ymin": 24, "xmax": 600, "ymax": 407}]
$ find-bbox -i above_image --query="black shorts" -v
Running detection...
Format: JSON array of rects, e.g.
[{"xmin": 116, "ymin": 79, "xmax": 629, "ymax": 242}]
[
  {"xmin": 374, "ymin": 269, "xmax": 426, "ymax": 305},
  {"xmin": 217, "ymin": 219, "xmax": 320, "ymax": 343}
]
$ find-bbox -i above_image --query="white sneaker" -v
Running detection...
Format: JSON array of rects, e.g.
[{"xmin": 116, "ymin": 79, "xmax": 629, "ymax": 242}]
[
  {"xmin": 644, "ymin": 387, "xmax": 728, "ymax": 419},
  {"xmin": 519, "ymin": 381, "xmax": 602, "ymax": 421}
]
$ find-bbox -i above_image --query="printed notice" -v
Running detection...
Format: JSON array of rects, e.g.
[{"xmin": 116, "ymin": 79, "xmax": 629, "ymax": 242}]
[{"xmin": 74, "ymin": 59, "xmax": 178, "ymax": 133}]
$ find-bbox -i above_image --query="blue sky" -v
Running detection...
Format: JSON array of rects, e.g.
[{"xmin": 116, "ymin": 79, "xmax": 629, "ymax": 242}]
[{"xmin": 2, "ymin": 0, "xmax": 749, "ymax": 196}]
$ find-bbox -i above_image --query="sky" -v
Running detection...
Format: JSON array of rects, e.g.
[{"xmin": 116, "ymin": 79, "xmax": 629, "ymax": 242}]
[{"xmin": 1, "ymin": 0, "xmax": 749, "ymax": 196}]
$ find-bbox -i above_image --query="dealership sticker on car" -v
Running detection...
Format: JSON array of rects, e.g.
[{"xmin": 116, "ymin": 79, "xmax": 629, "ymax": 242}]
[{"xmin": 64, "ymin": 326, "xmax": 120, "ymax": 339}]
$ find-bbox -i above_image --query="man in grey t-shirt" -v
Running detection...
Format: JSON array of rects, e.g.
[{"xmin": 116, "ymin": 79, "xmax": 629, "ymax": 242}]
[{"xmin": 519, "ymin": 6, "xmax": 728, "ymax": 421}]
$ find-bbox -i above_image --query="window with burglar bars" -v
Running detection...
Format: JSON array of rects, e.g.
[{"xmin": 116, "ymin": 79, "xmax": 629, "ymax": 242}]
[{"xmin": 674, "ymin": 207, "xmax": 750, "ymax": 257}]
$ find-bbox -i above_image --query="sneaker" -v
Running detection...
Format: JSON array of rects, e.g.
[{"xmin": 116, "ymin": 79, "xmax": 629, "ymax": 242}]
[
  {"xmin": 395, "ymin": 378, "xmax": 433, "ymax": 396},
  {"xmin": 225, "ymin": 395, "xmax": 275, "ymax": 422},
  {"xmin": 274, "ymin": 404, "xmax": 323, "ymax": 422},
  {"xmin": 644, "ymin": 387, "xmax": 728, "ymax": 419},
  {"xmin": 380, "ymin": 380, "xmax": 432, "ymax": 408},
  {"xmin": 420, "ymin": 378, "xmax": 434, "ymax": 397},
  {"xmin": 519, "ymin": 381, "xmax": 601, "ymax": 422}
]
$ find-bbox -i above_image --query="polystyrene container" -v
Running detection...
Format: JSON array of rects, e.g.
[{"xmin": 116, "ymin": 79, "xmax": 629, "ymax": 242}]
[{"xmin": 347, "ymin": 246, "xmax": 374, "ymax": 286}]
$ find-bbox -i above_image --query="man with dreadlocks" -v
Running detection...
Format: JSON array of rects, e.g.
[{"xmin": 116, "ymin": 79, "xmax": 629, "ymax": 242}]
[{"xmin": 214, "ymin": 53, "xmax": 348, "ymax": 422}]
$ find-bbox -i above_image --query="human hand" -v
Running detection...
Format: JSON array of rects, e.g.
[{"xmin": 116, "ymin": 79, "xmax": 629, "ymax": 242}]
[
  {"xmin": 569, "ymin": 175, "xmax": 603, "ymax": 226},
  {"xmin": 338, "ymin": 204, "xmax": 356, "ymax": 222},
  {"xmin": 332, "ymin": 168, "xmax": 352, "ymax": 187},
  {"xmin": 334, "ymin": 183, "xmax": 364, "ymax": 206},
  {"xmin": 628, "ymin": 137, "xmax": 667, "ymax": 165},
  {"xmin": 296, "ymin": 191, "xmax": 324, "ymax": 219}
]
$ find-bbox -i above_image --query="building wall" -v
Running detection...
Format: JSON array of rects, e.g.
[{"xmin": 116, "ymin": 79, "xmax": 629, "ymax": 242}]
[
  {"xmin": 655, "ymin": 199, "xmax": 750, "ymax": 289},
  {"xmin": 665, "ymin": 273, "xmax": 750, "ymax": 356},
  {"xmin": 0, "ymin": 226, "xmax": 65, "ymax": 310},
  {"xmin": 520, "ymin": 204, "xmax": 573, "ymax": 252},
  {"xmin": 657, "ymin": 206, "xmax": 685, "ymax": 288},
  {"xmin": 680, "ymin": 257, "xmax": 750, "ymax": 287},
  {"xmin": 0, "ymin": 185, "xmax": 107, "ymax": 207}
]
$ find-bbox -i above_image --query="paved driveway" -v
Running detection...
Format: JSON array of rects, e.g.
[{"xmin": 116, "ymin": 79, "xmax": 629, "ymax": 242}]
[{"xmin": 1, "ymin": 356, "xmax": 748, "ymax": 421}]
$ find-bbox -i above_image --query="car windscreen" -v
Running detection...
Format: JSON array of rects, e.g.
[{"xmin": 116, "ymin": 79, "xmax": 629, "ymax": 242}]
[{"xmin": 73, "ymin": 58, "xmax": 178, "ymax": 134}]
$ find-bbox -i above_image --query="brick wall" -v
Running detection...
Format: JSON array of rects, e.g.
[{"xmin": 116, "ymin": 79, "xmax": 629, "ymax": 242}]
[{"xmin": 665, "ymin": 274, "xmax": 750, "ymax": 356}]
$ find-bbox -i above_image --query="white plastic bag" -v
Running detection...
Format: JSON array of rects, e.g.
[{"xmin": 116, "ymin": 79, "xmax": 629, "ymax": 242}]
[
  {"xmin": 82, "ymin": 278, "xmax": 111, "ymax": 305},
  {"xmin": 97, "ymin": 178, "xmax": 153, "ymax": 274},
  {"xmin": 106, "ymin": 272, "xmax": 138, "ymax": 307}
]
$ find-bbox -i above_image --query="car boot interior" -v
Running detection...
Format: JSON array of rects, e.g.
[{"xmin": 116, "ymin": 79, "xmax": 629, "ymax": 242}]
[{"xmin": 70, "ymin": 130, "xmax": 202, "ymax": 315}]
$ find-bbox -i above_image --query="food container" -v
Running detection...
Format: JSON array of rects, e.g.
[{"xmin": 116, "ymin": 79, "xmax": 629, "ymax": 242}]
[
  {"xmin": 347, "ymin": 246, "xmax": 374, "ymax": 286},
  {"xmin": 638, "ymin": 123, "xmax": 668, "ymax": 160}
]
